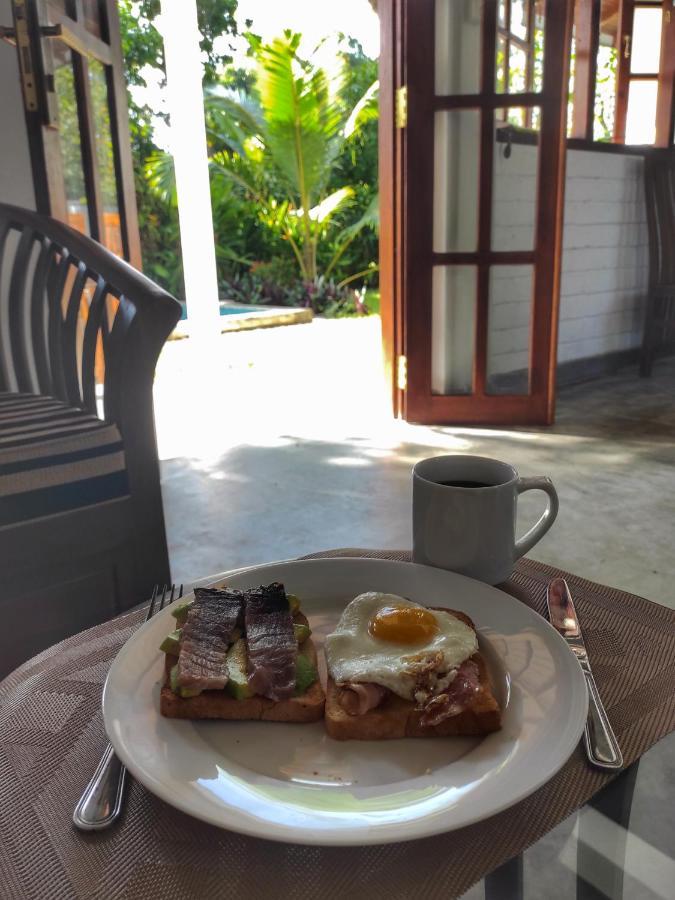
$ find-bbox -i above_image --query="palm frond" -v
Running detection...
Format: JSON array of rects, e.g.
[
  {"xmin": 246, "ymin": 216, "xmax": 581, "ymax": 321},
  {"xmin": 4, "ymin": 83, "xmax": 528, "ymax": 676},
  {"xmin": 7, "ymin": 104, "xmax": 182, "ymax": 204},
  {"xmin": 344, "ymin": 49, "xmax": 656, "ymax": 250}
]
[
  {"xmin": 215, "ymin": 244, "xmax": 254, "ymax": 267},
  {"xmin": 306, "ymin": 187, "xmax": 355, "ymax": 224},
  {"xmin": 205, "ymin": 88, "xmax": 266, "ymax": 143},
  {"xmin": 343, "ymin": 80, "xmax": 379, "ymax": 139},
  {"xmin": 254, "ymin": 34, "xmax": 347, "ymax": 205},
  {"xmin": 325, "ymin": 192, "xmax": 379, "ymax": 278},
  {"xmin": 144, "ymin": 151, "xmax": 177, "ymax": 206},
  {"xmin": 209, "ymin": 158, "xmax": 262, "ymax": 201},
  {"xmin": 336, "ymin": 191, "xmax": 379, "ymax": 241}
]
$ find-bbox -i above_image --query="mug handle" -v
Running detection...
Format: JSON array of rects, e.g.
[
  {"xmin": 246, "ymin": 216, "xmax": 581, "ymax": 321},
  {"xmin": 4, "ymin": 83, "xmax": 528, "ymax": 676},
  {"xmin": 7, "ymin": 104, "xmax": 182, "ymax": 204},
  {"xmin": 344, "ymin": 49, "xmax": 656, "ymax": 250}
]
[{"xmin": 514, "ymin": 476, "xmax": 559, "ymax": 559}]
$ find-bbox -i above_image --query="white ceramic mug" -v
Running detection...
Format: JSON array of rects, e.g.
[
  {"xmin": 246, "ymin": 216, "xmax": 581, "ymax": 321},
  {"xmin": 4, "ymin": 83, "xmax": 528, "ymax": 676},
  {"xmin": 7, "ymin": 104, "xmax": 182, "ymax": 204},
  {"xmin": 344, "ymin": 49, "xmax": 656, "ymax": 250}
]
[{"xmin": 412, "ymin": 455, "xmax": 559, "ymax": 584}]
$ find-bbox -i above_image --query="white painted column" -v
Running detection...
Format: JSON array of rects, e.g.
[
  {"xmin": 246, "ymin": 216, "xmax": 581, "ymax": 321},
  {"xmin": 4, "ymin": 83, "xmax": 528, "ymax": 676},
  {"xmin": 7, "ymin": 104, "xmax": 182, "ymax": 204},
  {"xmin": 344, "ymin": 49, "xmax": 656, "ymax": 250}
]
[{"xmin": 158, "ymin": 0, "xmax": 221, "ymax": 342}]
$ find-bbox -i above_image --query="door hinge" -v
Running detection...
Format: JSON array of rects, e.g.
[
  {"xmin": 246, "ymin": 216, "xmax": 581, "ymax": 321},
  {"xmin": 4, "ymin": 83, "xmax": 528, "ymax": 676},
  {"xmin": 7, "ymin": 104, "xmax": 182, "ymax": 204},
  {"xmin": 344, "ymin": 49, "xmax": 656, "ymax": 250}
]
[
  {"xmin": 397, "ymin": 355, "xmax": 408, "ymax": 391},
  {"xmin": 396, "ymin": 85, "xmax": 408, "ymax": 129},
  {"xmin": 12, "ymin": 1, "xmax": 38, "ymax": 111}
]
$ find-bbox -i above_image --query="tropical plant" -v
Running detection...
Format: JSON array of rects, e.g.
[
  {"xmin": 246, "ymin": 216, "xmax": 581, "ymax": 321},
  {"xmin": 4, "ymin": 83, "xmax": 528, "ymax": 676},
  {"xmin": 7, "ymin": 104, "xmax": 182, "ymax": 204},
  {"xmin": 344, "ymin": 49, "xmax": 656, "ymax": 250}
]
[{"xmin": 146, "ymin": 31, "xmax": 379, "ymax": 297}]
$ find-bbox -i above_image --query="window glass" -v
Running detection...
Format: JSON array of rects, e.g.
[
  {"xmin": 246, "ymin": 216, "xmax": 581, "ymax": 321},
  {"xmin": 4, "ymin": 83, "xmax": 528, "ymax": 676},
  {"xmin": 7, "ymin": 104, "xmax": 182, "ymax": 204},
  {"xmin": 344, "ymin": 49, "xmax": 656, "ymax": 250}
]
[
  {"xmin": 625, "ymin": 80, "xmax": 658, "ymax": 144},
  {"xmin": 53, "ymin": 44, "xmax": 90, "ymax": 235},
  {"xmin": 510, "ymin": 0, "xmax": 528, "ymax": 40},
  {"xmin": 509, "ymin": 43, "xmax": 528, "ymax": 93},
  {"xmin": 498, "ymin": 0, "xmax": 507, "ymax": 29},
  {"xmin": 533, "ymin": 20, "xmax": 545, "ymax": 92},
  {"xmin": 496, "ymin": 34, "xmax": 508, "ymax": 93},
  {"xmin": 593, "ymin": 43, "xmax": 617, "ymax": 141},
  {"xmin": 630, "ymin": 6, "xmax": 662, "ymax": 75},
  {"xmin": 88, "ymin": 60, "xmax": 123, "ymax": 256}
]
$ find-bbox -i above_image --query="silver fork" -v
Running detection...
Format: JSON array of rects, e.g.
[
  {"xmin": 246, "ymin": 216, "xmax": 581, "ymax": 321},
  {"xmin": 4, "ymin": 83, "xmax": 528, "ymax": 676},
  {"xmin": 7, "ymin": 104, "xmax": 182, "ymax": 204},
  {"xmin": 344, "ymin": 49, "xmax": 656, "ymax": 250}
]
[{"xmin": 73, "ymin": 583, "xmax": 182, "ymax": 831}]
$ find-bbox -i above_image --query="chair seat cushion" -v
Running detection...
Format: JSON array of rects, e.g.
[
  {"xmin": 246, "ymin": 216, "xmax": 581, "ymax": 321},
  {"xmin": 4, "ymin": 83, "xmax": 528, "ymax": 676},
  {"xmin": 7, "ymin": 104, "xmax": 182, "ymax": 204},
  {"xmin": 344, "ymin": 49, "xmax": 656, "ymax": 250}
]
[{"xmin": 0, "ymin": 393, "xmax": 129, "ymax": 527}]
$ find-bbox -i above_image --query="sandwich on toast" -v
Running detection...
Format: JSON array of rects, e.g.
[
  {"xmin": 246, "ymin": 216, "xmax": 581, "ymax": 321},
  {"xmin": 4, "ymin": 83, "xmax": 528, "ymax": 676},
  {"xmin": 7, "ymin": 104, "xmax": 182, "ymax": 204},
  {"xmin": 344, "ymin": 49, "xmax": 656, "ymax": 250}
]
[
  {"xmin": 160, "ymin": 582, "xmax": 325, "ymax": 722},
  {"xmin": 324, "ymin": 592, "xmax": 501, "ymax": 740}
]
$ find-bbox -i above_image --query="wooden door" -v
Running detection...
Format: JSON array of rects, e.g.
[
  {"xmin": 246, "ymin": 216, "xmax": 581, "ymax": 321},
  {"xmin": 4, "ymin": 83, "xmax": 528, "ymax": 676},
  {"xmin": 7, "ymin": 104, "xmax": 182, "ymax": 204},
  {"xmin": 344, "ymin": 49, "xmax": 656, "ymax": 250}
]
[
  {"xmin": 380, "ymin": 0, "xmax": 574, "ymax": 425},
  {"xmin": 7, "ymin": 0, "xmax": 140, "ymax": 266}
]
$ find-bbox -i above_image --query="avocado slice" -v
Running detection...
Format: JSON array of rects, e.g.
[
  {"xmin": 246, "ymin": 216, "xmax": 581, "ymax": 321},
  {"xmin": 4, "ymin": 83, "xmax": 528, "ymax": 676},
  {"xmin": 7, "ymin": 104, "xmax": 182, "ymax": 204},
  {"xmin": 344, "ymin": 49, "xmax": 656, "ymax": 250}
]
[
  {"xmin": 293, "ymin": 622, "xmax": 311, "ymax": 644},
  {"xmin": 171, "ymin": 598, "xmax": 194, "ymax": 625},
  {"xmin": 287, "ymin": 593, "xmax": 301, "ymax": 613},
  {"xmin": 169, "ymin": 663, "xmax": 202, "ymax": 698},
  {"xmin": 225, "ymin": 638, "xmax": 254, "ymax": 700},
  {"xmin": 294, "ymin": 653, "xmax": 318, "ymax": 696},
  {"xmin": 159, "ymin": 629, "xmax": 181, "ymax": 655}
]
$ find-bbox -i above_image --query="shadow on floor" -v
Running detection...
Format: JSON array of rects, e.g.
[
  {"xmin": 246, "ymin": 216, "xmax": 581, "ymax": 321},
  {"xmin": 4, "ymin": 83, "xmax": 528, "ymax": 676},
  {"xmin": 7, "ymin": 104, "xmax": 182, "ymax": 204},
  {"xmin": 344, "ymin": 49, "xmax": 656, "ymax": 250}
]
[{"xmin": 162, "ymin": 356, "xmax": 674, "ymax": 606}]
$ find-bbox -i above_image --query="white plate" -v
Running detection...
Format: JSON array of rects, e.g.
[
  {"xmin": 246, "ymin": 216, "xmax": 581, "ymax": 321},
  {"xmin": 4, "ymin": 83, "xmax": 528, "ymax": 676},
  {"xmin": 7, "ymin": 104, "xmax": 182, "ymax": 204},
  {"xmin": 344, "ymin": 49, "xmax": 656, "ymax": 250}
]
[{"xmin": 103, "ymin": 558, "xmax": 588, "ymax": 846}]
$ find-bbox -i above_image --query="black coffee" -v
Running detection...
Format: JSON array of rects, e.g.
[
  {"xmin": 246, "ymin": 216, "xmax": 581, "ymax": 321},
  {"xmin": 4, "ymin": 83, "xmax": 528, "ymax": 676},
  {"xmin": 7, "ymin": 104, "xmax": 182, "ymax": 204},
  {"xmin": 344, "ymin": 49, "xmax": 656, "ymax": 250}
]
[{"xmin": 437, "ymin": 480, "xmax": 493, "ymax": 488}]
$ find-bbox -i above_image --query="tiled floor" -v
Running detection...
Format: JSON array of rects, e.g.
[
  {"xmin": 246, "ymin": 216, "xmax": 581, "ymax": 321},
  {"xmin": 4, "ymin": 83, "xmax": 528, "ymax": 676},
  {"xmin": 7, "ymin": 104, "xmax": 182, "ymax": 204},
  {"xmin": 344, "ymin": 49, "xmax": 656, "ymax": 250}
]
[{"xmin": 154, "ymin": 318, "xmax": 674, "ymax": 607}]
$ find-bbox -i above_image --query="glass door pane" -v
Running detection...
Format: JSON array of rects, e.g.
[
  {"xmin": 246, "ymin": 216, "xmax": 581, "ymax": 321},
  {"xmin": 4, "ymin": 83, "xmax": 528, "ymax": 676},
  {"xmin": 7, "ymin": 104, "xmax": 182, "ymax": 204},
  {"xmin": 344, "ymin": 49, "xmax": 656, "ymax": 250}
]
[
  {"xmin": 89, "ymin": 59, "xmax": 124, "ymax": 257},
  {"xmin": 433, "ymin": 110, "xmax": 481, "ymax": 252},
  {"xmin": 492, "ymin": 109, "xmax": 540, "ymax": 251},
  {"xmin": 435, "ymin": 0, "xmax": 482, "ymax": 94},
  {"xmin": 52, "ymin": 44, "xmax": 90, "ymax": 235},
  {"xmin": 487, "ymin": 266, "xmax": 533, "ymax": 394},
  {"xmin": 432, "ymin": 266, "xmax": 477, "ymax": 395}
]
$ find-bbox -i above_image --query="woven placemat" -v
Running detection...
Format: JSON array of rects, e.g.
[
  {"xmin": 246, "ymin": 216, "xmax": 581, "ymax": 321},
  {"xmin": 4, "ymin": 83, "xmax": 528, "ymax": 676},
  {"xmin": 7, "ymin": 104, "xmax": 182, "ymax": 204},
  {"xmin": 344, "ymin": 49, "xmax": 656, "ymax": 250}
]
[{"xmin": 1, "ymin": 550, "xmax": 673, "ymax": 900}]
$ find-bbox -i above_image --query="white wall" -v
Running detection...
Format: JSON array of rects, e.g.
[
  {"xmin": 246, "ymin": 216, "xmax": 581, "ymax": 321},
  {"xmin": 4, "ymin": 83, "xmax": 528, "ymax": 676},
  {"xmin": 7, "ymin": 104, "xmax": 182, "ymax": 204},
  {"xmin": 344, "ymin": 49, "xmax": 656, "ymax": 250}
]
[
  {"xmin": 0, "ymin": 0, "xmax": 36, "ymax": 209},
  {"xmin": 487, "ymin": 144, "xmax": 648, "ymax": 379},
  {"xmin": 558, "ymin": 151, "xmax": 647, "ymax": 364}
]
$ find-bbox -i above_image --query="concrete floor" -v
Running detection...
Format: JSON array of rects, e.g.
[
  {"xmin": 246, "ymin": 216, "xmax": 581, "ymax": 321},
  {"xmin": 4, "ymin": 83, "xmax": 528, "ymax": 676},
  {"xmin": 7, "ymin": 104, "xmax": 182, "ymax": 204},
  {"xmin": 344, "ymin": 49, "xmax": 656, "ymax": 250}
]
[{"xmin": 154, "ymin": 318, "xmax": 674, "ymax": 608}]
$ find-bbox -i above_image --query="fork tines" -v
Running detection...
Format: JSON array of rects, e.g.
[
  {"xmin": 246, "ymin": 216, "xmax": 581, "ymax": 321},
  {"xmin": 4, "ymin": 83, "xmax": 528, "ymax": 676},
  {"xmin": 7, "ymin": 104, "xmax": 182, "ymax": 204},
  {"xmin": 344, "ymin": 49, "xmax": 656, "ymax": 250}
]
[{"xmin": 145, "ymin": 584, "xmax": 184, "ymax": 622}]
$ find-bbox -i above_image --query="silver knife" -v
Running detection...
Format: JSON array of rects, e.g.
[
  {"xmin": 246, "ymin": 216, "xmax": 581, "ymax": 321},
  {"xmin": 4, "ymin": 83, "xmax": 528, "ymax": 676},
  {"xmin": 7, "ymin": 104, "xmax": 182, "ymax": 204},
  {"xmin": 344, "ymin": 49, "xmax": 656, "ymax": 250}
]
[{"xmin": 547, "ymin": 578, "xmax": 623, "ymax": 770}]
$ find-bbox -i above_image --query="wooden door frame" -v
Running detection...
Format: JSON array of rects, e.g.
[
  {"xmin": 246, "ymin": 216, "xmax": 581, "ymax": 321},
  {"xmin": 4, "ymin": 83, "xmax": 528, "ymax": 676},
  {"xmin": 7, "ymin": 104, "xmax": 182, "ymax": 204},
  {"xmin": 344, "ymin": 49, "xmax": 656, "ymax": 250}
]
[
  {"xmin": 378, "ymin": 0, "xmax": 402, "ymax": 418},
  {"xmin": 380, "ymin": 0, "xmax": 574, "ymax": 426},
  {"xmin": 379, "ymin": 0, "xmax": 412, "ymax": 420},
  {"xmin": 570, "ymin": 0, "xmax": 601, "ymax": 140},
  {"xmin": 11, "ymin": 0, "xmax": 141, "ymax": 267}
]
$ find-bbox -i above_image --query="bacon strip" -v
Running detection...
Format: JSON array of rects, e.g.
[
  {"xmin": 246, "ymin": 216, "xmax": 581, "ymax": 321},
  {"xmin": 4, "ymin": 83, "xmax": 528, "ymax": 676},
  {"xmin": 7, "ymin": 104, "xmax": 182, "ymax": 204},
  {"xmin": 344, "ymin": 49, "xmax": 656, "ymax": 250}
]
[
  {"xmin": 338, "ymin": 682, "xmax": 387, "ymax": 715},
  {"xmin": 176, "ymin": 588, "xmax": 244, "ymax": 691},
  {"xmin": 418, "ymin": 659, "xmax": 481, "ymax": 727},
  {"xmin": 245, "ymin": 582, "xmax": 296, "ymax": 700}
]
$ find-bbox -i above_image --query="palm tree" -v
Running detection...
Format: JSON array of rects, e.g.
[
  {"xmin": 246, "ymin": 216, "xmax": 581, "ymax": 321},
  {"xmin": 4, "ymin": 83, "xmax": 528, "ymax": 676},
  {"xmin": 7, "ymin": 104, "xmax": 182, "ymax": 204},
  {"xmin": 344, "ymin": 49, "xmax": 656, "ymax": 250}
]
[{"xmin": 147, "ymin": 31, "xmax": 378, "ymax": 286}]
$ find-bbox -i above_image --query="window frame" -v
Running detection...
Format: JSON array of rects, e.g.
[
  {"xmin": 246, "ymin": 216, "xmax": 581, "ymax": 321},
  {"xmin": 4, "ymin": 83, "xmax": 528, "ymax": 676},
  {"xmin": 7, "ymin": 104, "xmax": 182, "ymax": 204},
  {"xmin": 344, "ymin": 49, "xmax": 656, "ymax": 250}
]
[
  {"xmin": 497, "ymin": 0, "xmax": 540, "ymax": 128},
  {"xmin": 571, "ymin": 0, "xmax": 674, "ymax": 148}
]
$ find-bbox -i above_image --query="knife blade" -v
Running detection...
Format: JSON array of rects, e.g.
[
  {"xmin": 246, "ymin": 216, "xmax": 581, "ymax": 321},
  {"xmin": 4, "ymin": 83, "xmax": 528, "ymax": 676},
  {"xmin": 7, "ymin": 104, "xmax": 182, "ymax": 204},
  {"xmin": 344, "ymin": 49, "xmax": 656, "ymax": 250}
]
[{"xmin": 547, "ymin": 578, "xmax": 623, "ymax": 770}]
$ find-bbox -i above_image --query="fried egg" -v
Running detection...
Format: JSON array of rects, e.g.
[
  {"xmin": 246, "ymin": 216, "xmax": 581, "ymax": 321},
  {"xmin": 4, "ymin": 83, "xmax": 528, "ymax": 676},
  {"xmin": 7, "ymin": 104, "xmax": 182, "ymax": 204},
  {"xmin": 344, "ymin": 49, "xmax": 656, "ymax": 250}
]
[{"xmin": 325, "ymin": 592, "xmax": 478, "ymax": 700}]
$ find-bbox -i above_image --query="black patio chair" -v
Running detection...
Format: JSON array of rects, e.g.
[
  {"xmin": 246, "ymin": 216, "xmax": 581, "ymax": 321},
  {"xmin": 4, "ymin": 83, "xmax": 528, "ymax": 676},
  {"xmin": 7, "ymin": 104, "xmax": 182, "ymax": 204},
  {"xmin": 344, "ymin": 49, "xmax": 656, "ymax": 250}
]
[
  {"xmin": 0, "ymin": 203, "xmax": 181, "ymax": 678},
  {"xmin": 641, "ymin": 150, "xmax": 675, "ymax": 376}
]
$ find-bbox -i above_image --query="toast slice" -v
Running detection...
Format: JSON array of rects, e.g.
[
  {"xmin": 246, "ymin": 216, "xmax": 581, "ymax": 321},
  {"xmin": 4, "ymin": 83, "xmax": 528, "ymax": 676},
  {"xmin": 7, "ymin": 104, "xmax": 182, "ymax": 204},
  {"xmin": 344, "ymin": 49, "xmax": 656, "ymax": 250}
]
[
  {"xmin": 324, "ymin": 608, "xmax": 501, "ymax": 740},
  {"xmin": 160, "ymin": 614, "xmax": 325, "ymax": 722}
]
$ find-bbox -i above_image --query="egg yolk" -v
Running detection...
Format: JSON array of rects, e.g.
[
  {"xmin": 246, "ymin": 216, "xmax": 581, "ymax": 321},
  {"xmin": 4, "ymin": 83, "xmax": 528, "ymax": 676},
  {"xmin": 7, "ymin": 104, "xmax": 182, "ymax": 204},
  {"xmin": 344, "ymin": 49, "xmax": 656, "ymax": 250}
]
[{"xmin": 368, "ymin": 605, "xmax": 439, "ymax": 645}]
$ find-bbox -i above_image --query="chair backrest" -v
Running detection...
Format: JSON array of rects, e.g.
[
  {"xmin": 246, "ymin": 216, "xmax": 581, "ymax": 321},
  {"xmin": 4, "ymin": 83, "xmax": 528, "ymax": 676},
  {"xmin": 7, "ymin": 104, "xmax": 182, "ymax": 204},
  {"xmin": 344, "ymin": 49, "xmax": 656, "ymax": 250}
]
[
  {"xmin": 644, "ymin": 151, "xmax": 675, "ymax": 291},
  {"xmin": 0, "ymin": 203, "xmax": 181, "ymax": 423}
]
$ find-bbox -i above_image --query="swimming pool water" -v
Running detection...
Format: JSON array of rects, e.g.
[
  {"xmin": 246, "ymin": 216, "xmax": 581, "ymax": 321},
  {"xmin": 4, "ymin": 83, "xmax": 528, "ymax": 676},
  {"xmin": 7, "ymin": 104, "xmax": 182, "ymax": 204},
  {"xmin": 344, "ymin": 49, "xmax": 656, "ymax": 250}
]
[{"xmin": 179, "ymin": 303, "xmax": 260, "ymax": 321}]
